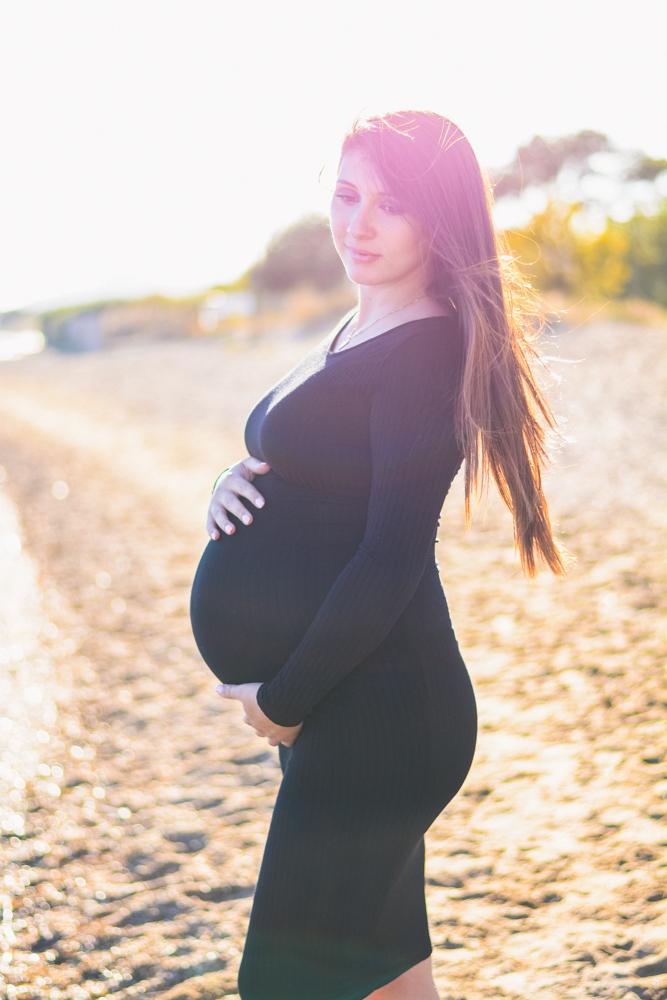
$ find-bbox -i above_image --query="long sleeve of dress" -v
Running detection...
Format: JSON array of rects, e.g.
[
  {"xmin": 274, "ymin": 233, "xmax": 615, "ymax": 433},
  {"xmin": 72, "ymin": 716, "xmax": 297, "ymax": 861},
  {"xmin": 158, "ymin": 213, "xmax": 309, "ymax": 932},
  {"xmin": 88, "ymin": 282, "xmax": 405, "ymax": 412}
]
[{"xmin": 255, "ymin": 328, "xmax": 465, "ymax": 727}]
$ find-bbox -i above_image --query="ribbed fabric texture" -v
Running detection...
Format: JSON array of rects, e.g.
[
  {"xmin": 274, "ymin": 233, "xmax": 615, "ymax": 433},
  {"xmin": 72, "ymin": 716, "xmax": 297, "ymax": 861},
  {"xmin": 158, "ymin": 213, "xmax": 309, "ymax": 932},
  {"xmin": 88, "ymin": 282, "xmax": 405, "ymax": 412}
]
[
  {"xmin": 255, "ymin": 314, "xmax": 466, "ymax": 727},
  {"xmin": 191, "ymin": 310, "xmax": 479, "ymax": 998}
]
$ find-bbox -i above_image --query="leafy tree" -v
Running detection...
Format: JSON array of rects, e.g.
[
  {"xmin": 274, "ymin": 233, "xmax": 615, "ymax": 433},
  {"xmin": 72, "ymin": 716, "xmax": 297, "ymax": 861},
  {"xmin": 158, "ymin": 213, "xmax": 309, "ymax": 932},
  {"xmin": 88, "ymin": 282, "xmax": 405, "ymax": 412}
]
[
  {"xmin": 491, "ymin": 130, "xmax": 612, "ymax": 199},
  {"xmin": 248, "ymin": 214, "xmax": 344, "ymax": 294},
  {"xmin": 571, "ymin": 216, "xmax": 631, "ymax": 299},
  {"xmin": 504, "ymin": 199, "xmax": 582, "ymax": 293},
  {"xmin": 505, "ymin": 198, "xmax": 631, "ymax": 300},
  {"xmin": 624, "ymin": 155, "xmax": 667, "ymax": 183},
  {"xmin": 620, "ymin": 199, "xmax": 667, "ymax": 305}
]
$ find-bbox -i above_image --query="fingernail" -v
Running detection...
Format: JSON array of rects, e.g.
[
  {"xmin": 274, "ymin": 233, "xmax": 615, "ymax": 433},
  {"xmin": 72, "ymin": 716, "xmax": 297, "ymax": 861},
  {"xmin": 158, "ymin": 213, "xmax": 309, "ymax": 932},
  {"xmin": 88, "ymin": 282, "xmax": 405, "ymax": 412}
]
[{"xmin": 255, "ymin": 499, "xmax": 264, "ymax": 508}]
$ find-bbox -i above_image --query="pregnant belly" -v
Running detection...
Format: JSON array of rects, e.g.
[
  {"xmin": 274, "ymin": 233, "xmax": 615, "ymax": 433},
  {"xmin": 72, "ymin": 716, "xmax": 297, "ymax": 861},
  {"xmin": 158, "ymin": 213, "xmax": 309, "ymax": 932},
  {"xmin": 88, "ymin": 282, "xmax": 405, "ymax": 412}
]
[{"xmin": 189, "ymin": 471, "xmax": 366, "ymax": 685}]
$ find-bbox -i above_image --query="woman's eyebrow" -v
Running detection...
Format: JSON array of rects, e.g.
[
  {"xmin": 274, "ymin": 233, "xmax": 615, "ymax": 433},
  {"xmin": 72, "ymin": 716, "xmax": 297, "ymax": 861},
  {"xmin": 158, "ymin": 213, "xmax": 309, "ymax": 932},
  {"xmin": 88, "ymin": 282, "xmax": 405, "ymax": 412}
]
[{"xmin": 335, "ymin": 179, "xmax": 392, "ymax": 196}]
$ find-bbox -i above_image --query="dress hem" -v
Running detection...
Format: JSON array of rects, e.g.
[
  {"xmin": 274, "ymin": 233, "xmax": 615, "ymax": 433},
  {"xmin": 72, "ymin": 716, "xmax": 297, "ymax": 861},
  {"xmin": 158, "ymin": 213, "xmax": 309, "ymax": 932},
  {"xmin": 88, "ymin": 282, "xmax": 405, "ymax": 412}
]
[{"xmin": 338, "ymin": 944, "xmax": 434, "ymax": 1000}]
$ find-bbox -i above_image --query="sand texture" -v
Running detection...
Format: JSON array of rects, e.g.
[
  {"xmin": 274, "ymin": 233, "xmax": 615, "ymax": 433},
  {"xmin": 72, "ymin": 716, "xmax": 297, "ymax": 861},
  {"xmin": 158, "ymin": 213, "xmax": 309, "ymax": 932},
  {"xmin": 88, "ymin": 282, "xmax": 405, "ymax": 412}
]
[{"xmin": 0, "ymin": 318, "xmax": 665, "ymax": 999}]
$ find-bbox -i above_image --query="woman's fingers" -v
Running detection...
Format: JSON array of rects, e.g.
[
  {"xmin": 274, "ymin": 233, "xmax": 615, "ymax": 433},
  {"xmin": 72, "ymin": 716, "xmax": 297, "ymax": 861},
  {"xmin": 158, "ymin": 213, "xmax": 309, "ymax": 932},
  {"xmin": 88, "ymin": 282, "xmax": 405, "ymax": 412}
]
[
  {"xmin": 206, "ymin": 510, "xmax": 222, "ymax": 540},
  {"xmin": 243, "ymin": 457, "xmax": 272, "ymax": 477},
  {"xmin": 207, "ymin": 504, "xmax": 233, "ymax": 540},
  {"xmin": 232, "ymin": 476, "xmax": 269, "ymax": 512},
  {"xmin": 206, "ymin": 458, "xmax": 271, "ymax": 541},
  {"xmin": 216, "ymin": 488, "xmax": 257, "ymax": 526}
]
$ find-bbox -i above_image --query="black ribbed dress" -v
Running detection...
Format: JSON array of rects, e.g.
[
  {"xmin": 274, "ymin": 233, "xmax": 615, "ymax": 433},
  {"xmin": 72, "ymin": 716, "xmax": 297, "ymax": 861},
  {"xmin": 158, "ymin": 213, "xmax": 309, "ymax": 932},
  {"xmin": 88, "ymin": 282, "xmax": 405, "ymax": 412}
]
[{"xmin": 189, "ymin": 309, "xmax": 478, "ymax": 1000}]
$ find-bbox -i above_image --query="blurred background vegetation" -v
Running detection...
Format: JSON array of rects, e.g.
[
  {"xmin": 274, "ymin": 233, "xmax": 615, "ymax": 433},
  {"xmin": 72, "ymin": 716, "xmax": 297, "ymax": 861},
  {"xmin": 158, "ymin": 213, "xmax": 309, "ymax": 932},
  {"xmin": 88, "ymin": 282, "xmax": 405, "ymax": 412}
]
[{"xmin": 2, "ymin": 127, "xmax": 666, "ymax": 353}]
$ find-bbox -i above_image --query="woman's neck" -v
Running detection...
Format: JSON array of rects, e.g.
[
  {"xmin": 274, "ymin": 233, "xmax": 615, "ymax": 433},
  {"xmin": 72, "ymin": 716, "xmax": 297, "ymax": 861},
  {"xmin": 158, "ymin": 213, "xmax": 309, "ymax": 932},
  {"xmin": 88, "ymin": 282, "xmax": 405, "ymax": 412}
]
[{"xmin": 354, "ymin": 293, "xmax": 451, "ymax": 332}]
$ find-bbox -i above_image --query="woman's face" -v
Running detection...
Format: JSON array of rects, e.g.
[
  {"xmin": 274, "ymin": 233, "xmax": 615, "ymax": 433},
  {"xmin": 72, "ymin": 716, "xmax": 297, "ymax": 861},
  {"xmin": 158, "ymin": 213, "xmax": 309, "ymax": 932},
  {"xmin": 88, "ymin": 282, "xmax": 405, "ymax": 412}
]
[{"xmin": 329, "ymin": 146, "xmax": 429, "ymax": 292}]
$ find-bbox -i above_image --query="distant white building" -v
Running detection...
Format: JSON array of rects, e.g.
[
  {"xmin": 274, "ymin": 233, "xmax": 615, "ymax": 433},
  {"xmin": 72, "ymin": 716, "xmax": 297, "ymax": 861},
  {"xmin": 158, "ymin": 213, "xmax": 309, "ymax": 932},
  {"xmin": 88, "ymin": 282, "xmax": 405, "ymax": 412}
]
[{"xmin": 0, "ymin": 328, "xmax": 45, "ymax": 361}]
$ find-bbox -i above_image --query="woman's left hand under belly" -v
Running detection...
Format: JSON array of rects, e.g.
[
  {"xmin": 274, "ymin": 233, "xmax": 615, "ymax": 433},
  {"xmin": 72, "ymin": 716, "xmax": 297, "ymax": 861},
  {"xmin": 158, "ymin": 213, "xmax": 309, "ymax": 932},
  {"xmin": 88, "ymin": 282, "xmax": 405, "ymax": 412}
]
[{"xmin": 216, "ymin": 681, "xmax": 304, "ymax": 747}]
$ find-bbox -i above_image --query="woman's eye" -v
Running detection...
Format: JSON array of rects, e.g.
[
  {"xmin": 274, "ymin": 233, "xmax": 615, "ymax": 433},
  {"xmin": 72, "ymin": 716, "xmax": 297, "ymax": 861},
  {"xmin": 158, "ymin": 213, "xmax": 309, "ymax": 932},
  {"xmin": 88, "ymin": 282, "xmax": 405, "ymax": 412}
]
[{"xmin": 335, "ymin": 194, "xmax": 402, "ymax": 214}]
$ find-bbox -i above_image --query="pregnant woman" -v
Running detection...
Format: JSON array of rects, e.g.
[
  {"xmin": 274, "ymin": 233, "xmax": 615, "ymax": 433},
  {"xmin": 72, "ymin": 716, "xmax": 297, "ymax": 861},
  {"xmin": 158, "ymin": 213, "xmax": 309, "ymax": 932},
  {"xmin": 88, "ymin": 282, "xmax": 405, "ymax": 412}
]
[{"xmin": 189, "ymin": 109, "xmax": 569, "ymax": 999}]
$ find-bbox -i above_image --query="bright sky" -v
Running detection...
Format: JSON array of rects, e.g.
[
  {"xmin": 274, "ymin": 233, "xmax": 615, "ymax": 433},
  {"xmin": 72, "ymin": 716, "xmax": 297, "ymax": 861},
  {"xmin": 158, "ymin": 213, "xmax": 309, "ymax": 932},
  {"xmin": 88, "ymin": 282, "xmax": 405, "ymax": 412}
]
[{"xmin": 1, "ymin": 0, "xmax": 665, "ymax": 313}]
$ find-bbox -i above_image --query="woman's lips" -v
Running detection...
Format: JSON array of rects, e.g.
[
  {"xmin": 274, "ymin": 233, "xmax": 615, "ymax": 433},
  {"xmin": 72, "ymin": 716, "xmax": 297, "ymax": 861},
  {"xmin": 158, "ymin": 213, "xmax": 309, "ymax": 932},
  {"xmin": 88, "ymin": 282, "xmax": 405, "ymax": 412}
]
[{"xmin": 347, "ymin": 247, "xmax": 381, "ymax": 263}]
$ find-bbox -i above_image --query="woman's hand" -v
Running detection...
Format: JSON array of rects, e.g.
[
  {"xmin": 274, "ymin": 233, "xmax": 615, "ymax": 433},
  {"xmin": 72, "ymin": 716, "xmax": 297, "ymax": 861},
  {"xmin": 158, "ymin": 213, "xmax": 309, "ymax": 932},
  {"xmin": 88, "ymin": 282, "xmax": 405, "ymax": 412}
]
[
  {"xmin": 207, "ymin": 456, "xmax": 272, "ymax": 541},
  {"xmin": 216, "ymin": 682, "xmax": 304, "ymax": 747}
]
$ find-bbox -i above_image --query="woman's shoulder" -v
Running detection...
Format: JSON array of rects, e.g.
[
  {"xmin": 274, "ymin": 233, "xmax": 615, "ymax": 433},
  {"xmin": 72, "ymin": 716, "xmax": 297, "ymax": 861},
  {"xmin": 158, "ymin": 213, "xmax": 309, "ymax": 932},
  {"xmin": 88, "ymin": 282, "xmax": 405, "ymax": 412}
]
[
  {"xmin": 380, "ymin": 311, "xmax": 463, "ymax": 374},
  {"xmin": 368, "ymin": 312, "xmax": 464, "ymax": 412}
]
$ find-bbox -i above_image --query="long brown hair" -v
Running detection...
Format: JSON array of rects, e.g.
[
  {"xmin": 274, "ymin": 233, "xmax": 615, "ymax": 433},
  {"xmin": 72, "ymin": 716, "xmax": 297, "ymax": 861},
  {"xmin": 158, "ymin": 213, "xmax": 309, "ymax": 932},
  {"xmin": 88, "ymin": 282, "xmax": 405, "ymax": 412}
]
[{"xmin": 337, "ymin": 109, "xmax": 571, "ymax": 578}]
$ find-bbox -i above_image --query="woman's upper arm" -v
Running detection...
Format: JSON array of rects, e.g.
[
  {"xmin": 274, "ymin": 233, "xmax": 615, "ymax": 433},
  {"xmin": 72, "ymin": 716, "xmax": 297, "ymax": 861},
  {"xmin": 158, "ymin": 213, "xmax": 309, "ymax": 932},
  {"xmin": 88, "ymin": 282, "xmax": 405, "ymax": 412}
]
[{"xmin": 254, "ymin": 327, "xmax": 465, "ymax": 726}]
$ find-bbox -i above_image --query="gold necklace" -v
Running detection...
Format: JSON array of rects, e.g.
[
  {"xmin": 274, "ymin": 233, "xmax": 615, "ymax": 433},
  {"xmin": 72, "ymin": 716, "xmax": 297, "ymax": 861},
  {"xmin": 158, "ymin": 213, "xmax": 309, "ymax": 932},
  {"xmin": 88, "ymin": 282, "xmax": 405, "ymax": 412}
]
[{"xmin": 336, "ymin": 294, "xmax": 430, "ymax": 352}]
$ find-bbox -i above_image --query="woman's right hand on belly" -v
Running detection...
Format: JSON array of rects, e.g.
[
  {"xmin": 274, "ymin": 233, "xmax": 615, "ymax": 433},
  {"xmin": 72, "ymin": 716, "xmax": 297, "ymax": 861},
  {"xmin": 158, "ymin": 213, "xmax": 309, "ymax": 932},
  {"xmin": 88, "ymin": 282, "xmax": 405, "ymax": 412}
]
[{"xmin": 207, "ymin": 456, "xmax": 272, "ymax": 540}]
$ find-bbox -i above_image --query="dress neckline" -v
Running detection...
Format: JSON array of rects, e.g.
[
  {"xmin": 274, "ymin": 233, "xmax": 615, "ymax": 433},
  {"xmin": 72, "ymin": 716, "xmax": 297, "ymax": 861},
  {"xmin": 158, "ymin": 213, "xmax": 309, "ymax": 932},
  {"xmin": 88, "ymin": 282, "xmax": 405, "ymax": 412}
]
[{"xmin": 326, "ymin": 310, "xmax": 454, "ymax": 357}]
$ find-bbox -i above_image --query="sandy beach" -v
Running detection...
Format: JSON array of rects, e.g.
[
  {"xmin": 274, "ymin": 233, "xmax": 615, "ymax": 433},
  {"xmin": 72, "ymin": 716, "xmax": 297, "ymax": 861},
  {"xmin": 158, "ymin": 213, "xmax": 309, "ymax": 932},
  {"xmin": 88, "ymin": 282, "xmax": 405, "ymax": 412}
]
[{"xmin": 0, "ymin": 316, "xmax": 665, "ymax": 999}]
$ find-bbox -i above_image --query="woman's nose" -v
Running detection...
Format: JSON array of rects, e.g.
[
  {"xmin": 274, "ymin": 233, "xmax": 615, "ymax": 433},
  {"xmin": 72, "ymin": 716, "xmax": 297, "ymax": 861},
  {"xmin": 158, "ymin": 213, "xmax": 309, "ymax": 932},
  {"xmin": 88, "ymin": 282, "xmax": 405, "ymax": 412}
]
[{"xmin": 348, "ymin": 206, "xmax": 376, "ymax": 238}]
